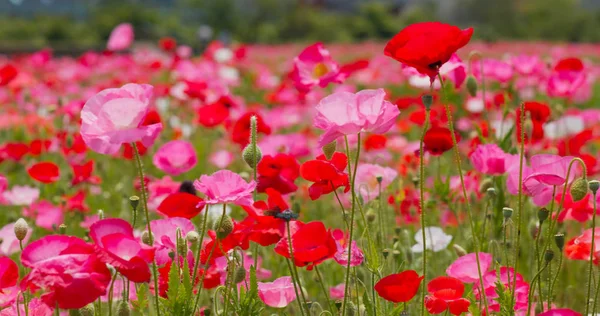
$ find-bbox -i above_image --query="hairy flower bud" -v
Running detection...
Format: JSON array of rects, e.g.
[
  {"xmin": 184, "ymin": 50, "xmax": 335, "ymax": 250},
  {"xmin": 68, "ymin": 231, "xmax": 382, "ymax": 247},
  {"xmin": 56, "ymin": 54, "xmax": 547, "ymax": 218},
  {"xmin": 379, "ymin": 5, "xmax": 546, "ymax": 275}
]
[
  {"xmin": 79, "ymin": 304, "xmax": 95, "ymax": 316},
  {"xmin": 322, "ymin": 141, "xmax": 336, "ymax": 160},
  {"xmin": 589, "ymin": 180, "xmax": 599, "ymax": 195},
  {"xmin": 186, "ymin": 231, "xmax": 200, "ymax": 244},
  {"xmin": 570, "ymin": 177, "xmax": 589, "ymax": 202},
  {"xmin": 141, "ymin": 231, "xmax": 153, "ymax": 246},
  {"xmin": 234, "ymin": 266, "xmax": 247, "ymax": 284},
  {"xmin": 537, "ymin": 207, "xmax": 549, "ymax": 223},
  {"xmin": 466, "ymin": 75, "xmax": 478, "ymax": 97},
  {"xmin": 14, "ymin": 218, "xmax": 28, "ymax": 241},
  {"xmin": 242, "ymin": 144, "xmax": 262, "ymax": 169},
  {"xmin": 214, "ymin": 215, "xmax": 234, "ymax": 239},
  {"xmin": 545, "ymin": 249, "xmax": 554, "ymax": 263},
  {"xmin": 116, "ymin": 300, "xmax": 130, "ymax": 316},
  {"xmin": 453, "ymin": 244, "xmax": 467, "ymax": 257},
  {"xmin": 58, "ymin": 224, "xmax": 67, "ymax": 235}
]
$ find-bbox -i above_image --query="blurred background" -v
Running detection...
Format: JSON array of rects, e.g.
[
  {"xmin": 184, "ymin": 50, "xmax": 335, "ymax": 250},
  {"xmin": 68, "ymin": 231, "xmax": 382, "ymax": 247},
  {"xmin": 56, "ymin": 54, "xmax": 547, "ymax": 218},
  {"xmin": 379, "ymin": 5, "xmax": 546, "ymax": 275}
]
[{"xmin": 1, "ymin": 0, "xmax": 600, "ymax": 53}]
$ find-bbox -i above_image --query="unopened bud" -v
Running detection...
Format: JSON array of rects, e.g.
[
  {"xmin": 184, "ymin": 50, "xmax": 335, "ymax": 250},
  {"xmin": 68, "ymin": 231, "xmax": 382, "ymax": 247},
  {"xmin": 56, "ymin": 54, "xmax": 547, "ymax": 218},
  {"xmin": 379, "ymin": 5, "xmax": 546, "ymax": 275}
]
[
  {"xmin": 502, "ymin": 207, "xmax": 513, "ymax": 219},
  {"xmin": 79, "ymin": 304, "xmax": 95, "ymax": 316},
  {"xmin": 421, "ymin": 94, "xmax": 433, "ymax": 111},
  {"xmin": 544, "ymin": 249, "xmax": 554, "ymax": 263},
  {"xmin": 537, "ymin": 208, "xmax": 549, "ymax": 223},
  {"xmin": 466, "ymin": 75, "xmax": 478, "ymax": 97},
  {"xmin": 214, "ymin": 215, "xmax": 234, "ymax": 239},
  {"xmin": 486, "ymin": 187, "xmax": 496, "ymax": 198},
  {"xmin": 58, "ymin": 224, "xmax": 67, "ymax": 235},
  {"xmin": 141, "ymin": 231, "xmax": 153, "ymax": 245},
  {"xmin": 129, "ymin": 196, "xmax": 140, "ymax": 211},
  {"xmin": 116, "ymin": 300, "xmax": 130, "ymax": 316},
  {"xmin": 186, "ymin": 231, "xmax": 200, "ymax": 244},
  {"xmin": 366, "ymin": 209, "xmax": 376, "ymax": 222},
  {"xmin": 322, "ymin": 141, "xmax": 336, "ymax": 160},
  {"xmin": 479, "ymin": 178, "xmax": 494, "ymax": 194},
  {"xmin": 14, "ymin": 218, "xmax": 28, "ymax": 241},
  {"xmin": 98, "ymin": 209, "xmax": 105, "ymax": 220},
  {"xmin": 570, "ymin": 177, "xmax": 589, "ymax": 202},
  {"xmin": 234, "ymin": 266, "xmax": 246, "ymax": 284},
  {"xmin": 453, "ymin": 244, "xmax": 467, "ymax": 257},
  {"xmin": 382, "ymin": 249, "xmax": 390, "ymax": 259},
  {"xmin": 376, "ymin": 176, "xmax": 383, "ymax": 184},
  {"xmin": 555, "ymin": 233, "xmax": 565, "ymax": 251},
  {"xmin": 412, "ymin": 176, "xmax": 419, "ymax": 186},
  {"xmin": 242, "ymin": 144, "xmax": 262, "ymax": 169},
  {"xmin": 590, "ymin": 180, "xmax": 600, "ymax": 194}
]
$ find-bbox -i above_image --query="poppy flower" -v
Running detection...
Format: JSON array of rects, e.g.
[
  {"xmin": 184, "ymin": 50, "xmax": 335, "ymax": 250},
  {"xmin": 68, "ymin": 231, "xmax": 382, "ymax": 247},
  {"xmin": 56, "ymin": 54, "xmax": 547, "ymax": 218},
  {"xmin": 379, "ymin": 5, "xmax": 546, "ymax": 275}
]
[
  {"xmin": 274, "ymin": 221, "xmax": 337, "ymax": 270},
  {"xmin": 71, "ymin": 160, "xmax": 101, "ymax": 186},
  {"xmin": 538, "ymin": 309, "xmax": 581, "ymax": 316},
  {"xmin": 150, "ymin": 217, "xmax": 195, "ymax": 266},
  {"xmin": 0, "ymin": 257, "xmax": 18, "ymax": 290},
  {"xmin": 470, "ymin": 144, "xmax": 518, "ymax": 176},
  {"xmin": 423, "ymin": 126, "xmax": 459, "ymax": 156},
  {"xmin": 152, "ymin": 140, "xmax": 198, "ymax": 176},
  {"xmin": 291, "ymin": 42, "xmax": 345, "ymax": 92},
  {"xmin": 354, "ymin": 163, "xmax": 398, "ymax": 203},
  {"xmin": 90, "ymin": 218, "xmax": 155, "ymax": 283},
  {"xmin": 555, "ymin": 192, "xmax": 595, "ymax": 223},
  {"xmin": 1, "ymin": 143, "xmax": 29, "ymax": 161},
  {"xmin": 199, "ymin": 219, "xmax": 251, "ymax": 265},
  {"xmin": 565, "ymin": 228, "xmax": 600, "ymax": 262},
  {"xmin": 258, "ymin": 276, "xmax": 297, "ymax": 308},
  {"xmin": 257, "ymin": 154, "xmax": 300, "ymax": 195},
  {"xmin": 197, "ymin": 98, "xmax": 231, "ymax": 128},
  {"xmin": 332, "ymin": 229, "xmax": 364, "ymax": 267},
  {"xmin": 230, "ymin": 112, "xmax": 271, "ymax": 147},
  {"xmin": 157, "ymin": 192, "xmax": 204, "ymax": 219},
  {"xmin": 63, "ymin": 190, "xmax": 90, "ymax": 213},
  {"xmin": 242, "ymin": 188, "xmax": 290, "ymax": 246},
  {"xmin": 384, "ymin": 22, "xmax": 473, "ymax": 81},
  {"xmin": 446, "ymin": 252, "xmax": 493, "ymax": 284},
  {"xmin": 424, "ymin": 276, "xmax": 470, "ymax": 315},
  {"xmin": 28, "ymin": 139, "xmax": 51, "ymax": 156},
  {"xmin": 314, "ymin": 88, "xmax": 400, "ymax": 147},
  {"xmin": 27, "ymin": 162, "xmax": 60, "ymax": 184},
  {"xmin": 300, "ymin": 152, "xmax": 350, "ymax": 200},
  {"xmin": 159, "ymin": 37, "xmax": 177, "ymax": 52},
  {"xmin": 21, "ymin": 235, "xmax": 112, "ymax": 309},
  {"xmin": 107, "ymin": 23, "xmax": 134, "ymax": 51},
  {"xmin": 194, "ymin": 169, "xmax": 256, "ymax": 207},
  {"xmin": 374, "ymin": 270, "xmax": 423, "ymax": 303},
  {"xmin": 122, "ymin": 141, "xmax": 148, "ymax": 160},
  {"xmin": 364, "ymin": 134, "xmax": 387, "ymax": 151},
  {"xmin": 23, "ymin": 200, "xmax": 63, "ymax": 231},
  {"xmin": 80, "ymin": 83, "xmax": 162, "ymax": 155},
  {"xmin": 547, "ymin": 57, "xmax": 587, "ymax": 100},
  {"xmin": 0, "ymin": 64, "xmax": 17, "ymax": 86}
]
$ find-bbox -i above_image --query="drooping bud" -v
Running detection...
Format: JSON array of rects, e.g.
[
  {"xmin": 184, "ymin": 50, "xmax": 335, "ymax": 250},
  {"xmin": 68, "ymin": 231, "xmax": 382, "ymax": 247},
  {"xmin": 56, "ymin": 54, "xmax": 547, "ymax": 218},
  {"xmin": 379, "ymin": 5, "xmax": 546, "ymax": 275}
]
[
  {"xmin": 58, "ymin": 224, "xmax": 67, "ymax": 235},
  {"xmin": 322, "ymin": 141, "xmax": 336, "ymax": 160},
  {"xmin": 234, "ymin": 266, "xmax": 247, "ymax": 284},
  {"xmin": 14, "ymin": 218, "xmax": 28, "ymax": 241},
  {"xmin": 421, "ymin": 94, "xmax": 433, "ymax": 111},
  {"xmin": 502, "ymin": 207, "xmax": 513, "ymax": 220},
  {"xmin": 242, "ymin": 115, "xmax": 262, "ymax": 168},
  {"xmin": 589, "ymin": 180, "xmax": 600, "ymax": 195},
  {"xmin": 453, "ymin": 244, "xmax": 467, "ymax": 257},
  {"xmin": 116, "ymin": 300, "xmax": 131, "ymax": 316},
  {"xmin": 466, "ymin": 75, "xmax": 478, "ymax": 97},
  {"xmin": 186, "ymin": 231, "xmax": 200, "ymax": 244},
  {"xmin": 537, "ymin": 207, "xmax": 549, "ymax": 223},
  {"xmin": 554, "ymin": 233, "xmax": 565, "ymax": 251},
  {"xmin": 79, "ymin": 304, "xmax": 95, "ymax": 316},
  {"xmin": 214, "ymin": 215, "xmax": 234, "ymax": 239},
  {"xmin": 544, "ymin": 249, "xmax": 554, "ymax": 263},
  {"xmin": 478, "ymin": 178, "xmax": 494, "ymax": 194},
  {"xmin": 570, "ymin": 177, "xmax": 589, "ymax": 202},
  {"xmin": 129, "ymin": 196, "xmax": 140, "ymax": 211}
]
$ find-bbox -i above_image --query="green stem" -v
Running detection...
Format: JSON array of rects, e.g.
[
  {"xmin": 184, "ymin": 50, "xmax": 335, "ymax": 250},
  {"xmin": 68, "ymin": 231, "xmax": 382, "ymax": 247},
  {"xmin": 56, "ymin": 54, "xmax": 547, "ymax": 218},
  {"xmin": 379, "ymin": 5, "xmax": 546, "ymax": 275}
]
[
  {"xmin": 188, "ymin": 199, "xmax": 210, "ymax": 309},
  {"xmin": 286, "ymin": 221, "xmax": 309, "ymax": 314},
  {"xmin": 341, "ymin": 133, "xmax": 361, "ymax": 316},
  {"xmin": 131, "ymin": 143, "xmax": 161, "ymax": 316},
  {"xmin": 586, "ymin": 192, "xmax": 598, "ymax": 315},
  {"xmin": 418, "ymin": 105, "xmax": 430, "ymax": 316},
  {"xmin": 549, "ymin": 252, "xmax": 563, "ymax": 308},
  {"xmin": 315, "ymin": 265, "xmax": 334, "ymax": 312},
  {"xmin": 285, "ymin": 258, "xmax": 305, "ymax": 316},
  {"xmin": 438, "ymin": 74, "xmax": 489, "ymax": 314},
  {"xmin": 526, "ymin": 261, "xmax": 549, "ymax": 315},
  {"xmin": 510, "ymin": 101, "xmax": 526, "ymax": 308},
  {"xmin": 535, "ymin": 219, "xmax": 545, "ymax": 310},
  {"xmin": 107, "ymin": 272, "xmax": 118, "ymax": 316}
]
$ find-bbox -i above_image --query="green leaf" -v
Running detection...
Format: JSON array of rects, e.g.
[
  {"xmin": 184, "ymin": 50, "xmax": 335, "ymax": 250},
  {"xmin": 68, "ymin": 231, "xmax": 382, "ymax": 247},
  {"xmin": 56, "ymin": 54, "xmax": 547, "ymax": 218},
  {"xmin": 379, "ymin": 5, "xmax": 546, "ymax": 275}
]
[
  {"xmin": 498, "ymin": 124, "xmax": 515, "ymax": 152},
  {"xmin": 182, "ymin": 258, "xmax": 192, "ymax": 298},
  {"xmin": 362, "ymin": 291, "xmax": 375, "ymax": 316},
  {"xmin": 167, "ymin": 261, "xmax": 180, "ymax": 306},
  {"xmin": 131, "ymin": 283, "xmax": 149, "ymax": 312},
  {"xmin": 249, "ymin": 265, "xmax": 258, "ymax": 299}
]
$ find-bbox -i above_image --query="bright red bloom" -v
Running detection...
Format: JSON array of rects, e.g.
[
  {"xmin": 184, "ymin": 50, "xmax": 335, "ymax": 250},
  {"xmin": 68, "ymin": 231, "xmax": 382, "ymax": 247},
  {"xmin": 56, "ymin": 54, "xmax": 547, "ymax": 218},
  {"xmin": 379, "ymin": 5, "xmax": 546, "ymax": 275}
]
[
  {"xmin": 27, "ymin": 162, "xmax": 60, "ymax": 184},
  {"xmin": 200, "ymin": 221, "xmax": 250, "ymax": 265},
  {"xmin": 196, "ymin": 97, "xmax": 233, "ymax": 128},
  {"xmin": 555, "ymin": 192, "xmax": 595, "ymax": 223},
  {"xmin": 274, "ymin": 221, "xmax": 337, "ymax": 270},
  {"xmin": 423, "ymin": 126, "xmax": 458, "ymax": 156},
  {"xmin": 384, "ymin": 22, "xmax": 473, "ymax": 80},
  {"xmin": 425, "ymin": 276, "xmax": 470, "ymax": 315},
  {"xmin": 159, "ymin": 37, "xmax": 177, "ymax": 52},
  {"xmin": 557, "ymin": 129, "xmax": 593, "ymax": 157},
  {"xmin": 90, "ymin": 218, "xmax": 156, "ymax": 283},
  {"xmin": 29, "ymin": 139, "xmax": 51, "ymax": 156},
  {"xmin": 21, "ymin": 235, "xmax": 111, "ymax": 309},
  {"xmin": 184, "ymin": 80, "xmax": 208, "ymax": 100},
  {"xmin": 257, "ymin": 154, "xmax": 300, "ymax": 194},
  {"xmin": 1, "ymin": 142, "xmax": 29, "ymax": 161},
  {"xmin": 0, "ymin": 257, "xmax": 18, "ymax": 290},
  {"xmin": 157, "ymin": 192, "xmax": 204, "ymax": 219},
  {"xmin": 122, "ymin": 141, "xmax": 148, "ymax": 160},
  {"xmin": 300, "ymin": 152, "xmax": 350, "ymax": 200},
  {"xmin": 554, "ymin": 57, "xmax": 584, "ymax": 72},
  {"xmin": 243, "ymin": 188, "xmax": 290, "ymax": 246},
  {"xmin": 63, "ymin": 190, "xmax": 89, "ymax": 213},
  {"xmin": 71, "ymin": 160, "xmax": 101, "ymax": 186},
  {"xmin": 375, "ymin": 270, "xmax": 423, "ymax": 303},
  {"xmin": 231, "ymin": 112, "xmax": 271, "ymax": 147},
  {"xmin": 364, "ymin": 134, "xmax": 387, "ymax": 151},
  {"xmin": 0, "ymin": 64, "xmax": 17, "ymax": 86},
  {"xmin": 515, "ymin": 101, "xmax": 551, "ymax": 143}
]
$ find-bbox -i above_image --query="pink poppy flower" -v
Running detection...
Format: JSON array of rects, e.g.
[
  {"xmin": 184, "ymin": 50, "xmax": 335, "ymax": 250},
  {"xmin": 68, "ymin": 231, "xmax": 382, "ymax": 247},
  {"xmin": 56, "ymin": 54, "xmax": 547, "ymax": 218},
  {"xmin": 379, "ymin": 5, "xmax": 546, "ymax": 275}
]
[
  {"xmin": 523, "ymin": 154, "xmax": 576, "ymax": 194},
  {"xmin": 2, "ymin": 185, "xmax": 39, "ymax": 206},
  {"xmin": 193, "ymin": 170, "xmax": 256, "ymax": 206},
  {"xmin": 23, "ymin": 200, "xmax": 63, "ymax": 231},
  {"xmin": 473, "ymin": 58, "xmax": 514, "ymax": 84},
  {"xmin": 354, "ymin": 163, "xmax": 398, "ymax": 202},
  {"xmin": 0, "ymin": 285, "xmax": 18, "ymax": 309},
  {"xmin": 330, "ymin": 283, "xmax": 345, "ymax": 300},
  {"xmin": 475, "ymin": 267, "xmax": 530, "ymax": 314},
  {"xmin": 440, "ymin": 54, "xmax": 467, "ymax": 89},
  {"xmin": 152, "ymin": 140, "xmax": 198, "ymax": 175},
  {"xmin": 100, "ymin": 279, "xmax": 137, "ymax": 302},
  {"xmin": 107, "ymin": 23, "xmax": 134, "ymax": 51},
  {"xmin": 538, "ymin": 309, "xmax": 581, "ymax": 316},
  {"xmin": 257, "ymin": 276, "xmax": 297, "ymax": 308},
  {"xmin": 150, "ymin": 217, "xmax": 195, "ymax": 266},
  {"xmin": 80, "ymin": 83, "xmax": 162, "ymax": 155},
  {"xmin": 332, "ymin": 229, "xmax": 364, "ymax": 267},
  {"xmin": 209, "ymin": 149, "xmax": 234, "ymax": 169},
  {"xmin": 446, "ymin": 252, "xmax": 493, "ymax": 284},
  {"xmin": 291, "ymin": 43, "xmax": 344, "ymax": 92},
  {"xmin": 0, "ymin": 223, "xmax": 32, "ymax": 256},
  {"xmin": 90, "ymin": 218, "xmax": 155, "ymax": 283},
  {"xmin": 0, "ymin": 298, "xmax": 53, "ymax": 316},
  {"xmin": 21, "ymin": 235, "xmax": 112, "ymax": 309},
  {"xmin": 314, "ymin": 88, "xmax": 400, "ymax": 147},
  {"xmin": 547, "ymin": 58, "xmax": 586, "ymax": 100},
  {"xmin": 470, "ymin": 144, "xmax": 518, "ymax": 175},
  {"xmin": 510, "ymin": 54, "xmax": 545, "ymax": 77}
]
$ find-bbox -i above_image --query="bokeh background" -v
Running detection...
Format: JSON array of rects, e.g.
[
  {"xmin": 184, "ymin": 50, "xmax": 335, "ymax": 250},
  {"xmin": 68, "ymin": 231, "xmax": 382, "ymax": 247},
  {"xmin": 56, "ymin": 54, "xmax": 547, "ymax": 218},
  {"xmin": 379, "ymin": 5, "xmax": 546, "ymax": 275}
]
[{"xmin": 2, "ymin": 0, "xmax": 600, "ymax": 53}]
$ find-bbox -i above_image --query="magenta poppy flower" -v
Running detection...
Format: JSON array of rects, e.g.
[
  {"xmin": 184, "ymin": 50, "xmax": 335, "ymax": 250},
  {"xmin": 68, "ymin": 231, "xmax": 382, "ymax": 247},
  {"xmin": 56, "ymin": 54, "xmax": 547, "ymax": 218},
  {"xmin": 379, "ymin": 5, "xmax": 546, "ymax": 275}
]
[
  {"xmin": 473, "ymin": 58, "xmax": 514, "ymax": 84},
  {"xmin": 80, "ymin": 83, "xmax": 162, "ymax": 155},
  {"xmin": 291, "ymin": 43, "xmax": 344, "ymax": 92},
  {"xmin": 314, "ymin": 88, "xmax": 400, "ymax": 147},
  {"xmin": 193, "ymin": 170, "xmax": 256, "ymax": 207},
  {"xmin": 150, "ymin": 217, "xmax": 195, "ymax": 266},
  {"xmin": 152, "ymin": 140, "xmax": 198, "ymax": 175},
  {"xmin": 446, "ymin": 252, "xmax": 492, "ymax": 284},
  {"xmin": 547, "ymin": 58, "xmax": 587, "ymax": 100},
  {"xmin": 21, "ymin": 235, "xmax": 112, "ymax": 309},
  {"xmin": 470, "ymin": 144, "xmax": 518, "ymax": 176},
  {"xmin": 90, "ymin": 218, "xmax": 155, "ymax": 283},
  {"xmin": 107, "ymin": 23, "xmax": 134, "ymax": 51},
  {"xmin": 522, "ymin": 154, "xmax": 576, "ymax": 199},
  {"xmin": 257, "ymin": 276, "xmax": 297, "ymax": 308},
  {"xmin": 23, "ymin": 200, "xmax": 63, "ymax": 231},
  {"xmin": 0, "ymin": 298, "xmax": 53, "ymax": 316},
  {"xmin": 539, "ymin": 309, "xmax": 581, "ymax": 316},
  {"xmin": 0, "ymin": 257, "xmax": 17, "ymax": 290},
  {"xmin": 332, "ymin": 229, "xmax": 364, "ymax": 267}
]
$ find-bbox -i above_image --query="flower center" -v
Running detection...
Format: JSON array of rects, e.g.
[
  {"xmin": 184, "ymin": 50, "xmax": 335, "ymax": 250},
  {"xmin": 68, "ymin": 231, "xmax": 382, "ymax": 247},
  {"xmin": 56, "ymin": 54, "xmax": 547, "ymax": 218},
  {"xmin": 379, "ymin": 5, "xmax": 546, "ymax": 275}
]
[{"xmin": 313, "ymin": 63, "xmax": 329, "ymax": 78}]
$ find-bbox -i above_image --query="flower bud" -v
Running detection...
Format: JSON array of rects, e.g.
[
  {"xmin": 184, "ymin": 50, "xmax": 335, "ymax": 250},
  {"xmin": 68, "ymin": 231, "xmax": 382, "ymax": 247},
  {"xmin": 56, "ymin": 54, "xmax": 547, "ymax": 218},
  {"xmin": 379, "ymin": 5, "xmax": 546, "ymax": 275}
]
[
  {"xmin": 537, "ymin": 207, "xmax": 549, "ymax": 223},
  {"xmin": 466, "ymin": 75, "xmax": 478, "ymax": 97},
  {"xmin": 554, "ymin": 233, "xmax": 565, "ymax": 251},
  {"xmin": 58, "ymin": 224, "xmax": 67, "ymax": 235},
  {"xmin": 376, "ymin": 176, "xmax": 383, "ymax": 184},
  {"xmin": 421, "ymin": 94, "xmax": 433, "ymax": 111},
  {"xmin": 502, "ymin": 207, "xmax": 513, "ymax": 219},
  {"xmin": 129, "ymin": 196, "xmax": 140, "ymax": 211},
  {"xmin": 478, "ymin": 178, "xmax": 494, "ymax": 194},
  {"xmin": 234, "ymin": 266, "xmax": 246, "ymax": 284},
  {"xmin": 453, "ymin": 244, "xmax": 467, "ymax": 257},
  {"xmin": 141, "ymin": 231, "xmax": 153, "ymax": 246},
  {"xmin": 322, "ymin": 141, "xmax": 336, "ymax": 160},
  {"xmin": 544, "ymin": 249, "xmax": 554, "ymax": 263},
  {"xmin": 79, "ymin": 304, "xmax": 95, "ymax": 316},
  {"xmin": 382, "ymin": 249, "xmax": 390, "ymax": 259},
  {"xmin": 366, "ymin": 209, "xmax": 376, "ymax": 222},
  {"xmin": 186, "ymin": 231, "xmax": 200, "ymax": 244},
  {"xmin": 98, "ymin": 209, "xmax": 105, "ymax": 220},
  {"xmin": 570, "ymin": 177, "xmax": 589, "ymax": 202},
  {"xmin": 116, "ymin": 300, "xmax": 130, "ymax": 316},
  {"xmin": 14, "ymin": 218, "xmax": 28, "ymax": 241},
  {"xmin": 589, "ymin": 180, "xmax": 599, "ymax": 195},
  {"xmin": 242, "ymin": 144, "xmax": 262, "ymax": 169},
  {"xmin": 486, "ymin": 187, "xmax": 496, "ymax": 199},
  {"xmin": 214, "ymin": 215, "xmax": 234, "ymax": 239},
  {"xmin": 394, "ymin": 227, "xmax": 402, "ymax": 236}
]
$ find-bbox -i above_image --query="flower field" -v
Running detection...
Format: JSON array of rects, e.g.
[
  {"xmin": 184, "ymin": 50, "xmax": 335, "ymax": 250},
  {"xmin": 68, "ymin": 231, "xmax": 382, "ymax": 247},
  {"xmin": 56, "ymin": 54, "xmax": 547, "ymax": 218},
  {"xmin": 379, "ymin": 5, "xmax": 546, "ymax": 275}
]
[{"xmin": 0, "ymin": 21, "xmax": 600, "ymax": 315}]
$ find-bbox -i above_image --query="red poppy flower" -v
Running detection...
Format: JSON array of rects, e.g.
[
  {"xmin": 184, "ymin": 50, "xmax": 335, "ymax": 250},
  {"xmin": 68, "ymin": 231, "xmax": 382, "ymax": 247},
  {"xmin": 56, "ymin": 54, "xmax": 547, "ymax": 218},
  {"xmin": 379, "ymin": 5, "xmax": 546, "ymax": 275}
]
[
  {"xmin": 425, "ymin": 276, "xmax": 470, "ymax": 315},
  {"xmin": 122, "ymin": 141, "xmax": 148, "ymax": 160},
  {"xmin": 200, "ymin": 221, "xmax": 251, "ymax": 265},
  {"xmin": 28, "ymin": 162, "xmax": 60, "ymax": 184},
  {"xmin": 29, "ymin": 139, "xmax": 51, "ymax": 156},
  {"xmin": 364, "ymin": 134, "xmax": 387, "ymax": 151},
  {"xmin": 159, "ymin": 37, "xmax": 177, "ymax": 52},
  {"xmin": 1, "ymin": 142, "xmax": 29, "ymax": 161},
  {"xmin": 384, "ymin": 22, "xmax": 473, "ymax": 80},
  {"xmin": 71, "ymin": 160, "xmax": 101, "ymax": 186},
  {"xmin": 63, "ymin": 190, "xmax": 89, "ymax": 213},
  {"xmin": 157, "ymin": 192, "xmax": 205, "ymax": 219},
  {"xmin": 231, "ymin": 112, "xmax": 271, "ymax": 147},
  {"xmin": 197, "ymin": 96, "xmax": 235, "ymax": 128},
  {"xmin": 423, "ymin": 126, "xmax": 458, "ymax": 156},
  {"xmin": 515, "ymin": 101, "xmax": 551, "ymax": 143},
  {"xmin": 375, "ymin": 270, "xmax": 423, "ymax": 303},
  {"xmin": 257, "ymin": 154, "xmax": 300, "ymax": 194},
  {"xmin": 300, "ymin": 152, "xmax": 350, "ymax": 200},
  {"xmin": 339, "ymin": 59, "xmax": 369, "ymax": 77},
  {"xmin": 0, "ymin": 257, "xmax": 18, "ymax": 290},
  {"xmin": 242, "ymin": 188, "xmax": 289, "ymax": 246},
  {"xmin": 184, "ymin": 80, "xmax": 208, "ymax": 100},
  {"xmin": 554, "ymin": 57, "xmax": 584, "ymax": 72},
  {"xmin": 274, "ymin": 221, "xmax": 337, "ymax": 270},
  {"xmin": 558, "ymin": 129, "xmax": 593, "ymax": 156},
  {"xmin": 0, "ymin": 64, "xmax": 18, "ymax": 86},
  {"xmin": 555, "ymin": 192, "xmax": 595, "ymax": 223},
  {"xmin": 60, "ymin": 133, "xmax": 87, "ymax": 156}
]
